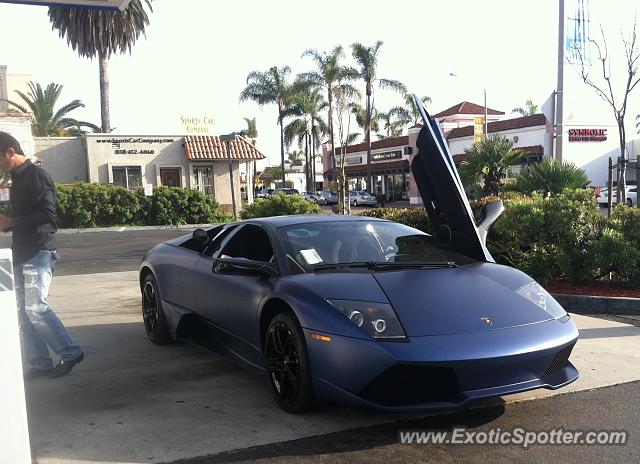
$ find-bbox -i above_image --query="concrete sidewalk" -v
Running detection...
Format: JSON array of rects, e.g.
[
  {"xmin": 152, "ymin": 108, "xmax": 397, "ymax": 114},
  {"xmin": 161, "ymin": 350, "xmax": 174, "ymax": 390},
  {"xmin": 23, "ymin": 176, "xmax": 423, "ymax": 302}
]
[{"xmin": 25, "ymin": 271, "xmax": 640, "ymax": 464}]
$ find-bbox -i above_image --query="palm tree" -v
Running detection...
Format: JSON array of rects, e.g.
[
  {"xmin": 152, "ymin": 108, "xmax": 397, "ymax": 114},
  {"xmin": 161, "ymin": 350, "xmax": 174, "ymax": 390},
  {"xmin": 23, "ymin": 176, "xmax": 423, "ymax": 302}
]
[
  {"xmin": 351, "ymin": 41, "xmax": 407, "ymax": 190},
  {"xmin": 512, "ymin": 158, "xmax": 590, "ymax": 194},
  {"xmin": 1, "ymin": 81, "xmax": 99, "ymax": 136},
  {"xmin": 352, "ymin": 104, "xmax": 379, "ymax": 141},
  {"xmin": 240, "ymin": 117, "xmax": 258, "ymax": 139},
  {"xmin": 301, "ymin": 46, "xmax": 359, "ymax": 178},
  {"xmin": 240, "ymin": 66, "xmax": 293, "ymax": 187},
  {"xmin": 282, "ymin": 85, "xmax": 327, "ymax": 191},
  {"xmin": 48, "ymin": 0, "xmax": 154, "ymax": 133},
  {"xmin": 459, "ymin": 135, "xmax": 524, "ymax": 196},
  {"xmin": 390, "ymin": 94, "xmax": 432, "ymax": 127},
  {"xmin": 512, "ymin": 99, "xmax": 539, "ymax": 117},
  {"xmin": 377, "ymin": 110, "xmax": 404, "ymax": 139},
  {"xmin": 288, "ymin": 150, "xmax": 304, "ymax": 166}
]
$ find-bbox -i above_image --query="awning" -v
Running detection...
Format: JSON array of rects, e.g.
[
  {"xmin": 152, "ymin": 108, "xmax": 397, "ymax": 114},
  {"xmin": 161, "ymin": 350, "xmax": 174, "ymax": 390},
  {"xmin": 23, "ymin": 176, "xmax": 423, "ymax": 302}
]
[
  {"xmin": 183, "ymin": 135, "xmax": 266, "ymax": 161},
  {"xmin": 324, "ymin": 159, "xmax": 409, "ymax": 178}
]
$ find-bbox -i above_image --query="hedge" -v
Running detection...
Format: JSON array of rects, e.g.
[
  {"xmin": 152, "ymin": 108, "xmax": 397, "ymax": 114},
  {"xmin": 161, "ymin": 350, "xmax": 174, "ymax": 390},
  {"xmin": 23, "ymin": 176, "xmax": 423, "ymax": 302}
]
[
  {"xmin": 53, "ymin": 183, "xmax": 230, "ymax": 228},
  {"xmin": 240, "ymin": 192, "xmax": 323, "ymax": 219},
  {"xmin": 360, "ymin": 189, "xmax": 640, "ymax": 288}
]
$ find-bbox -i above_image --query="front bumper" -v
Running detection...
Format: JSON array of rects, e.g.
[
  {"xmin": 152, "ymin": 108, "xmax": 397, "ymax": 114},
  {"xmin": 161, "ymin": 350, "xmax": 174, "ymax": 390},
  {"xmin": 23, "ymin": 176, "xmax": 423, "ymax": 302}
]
[{"xmin": 304, "ymin": 317, "xmax": 579, "ymax": 411}]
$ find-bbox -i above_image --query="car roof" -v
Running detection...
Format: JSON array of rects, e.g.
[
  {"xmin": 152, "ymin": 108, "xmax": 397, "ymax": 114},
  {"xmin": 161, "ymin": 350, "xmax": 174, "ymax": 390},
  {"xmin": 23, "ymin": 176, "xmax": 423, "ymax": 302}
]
[{"xmin": 233, "ymin": 214, "xmax": 389, "ymax": 228}]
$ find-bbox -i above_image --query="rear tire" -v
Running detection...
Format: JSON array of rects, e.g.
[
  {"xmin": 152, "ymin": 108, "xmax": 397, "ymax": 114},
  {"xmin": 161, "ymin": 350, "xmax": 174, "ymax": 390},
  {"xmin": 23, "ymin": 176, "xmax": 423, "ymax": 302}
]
[
  {"xmin": 141, "ymin": 274, "xmax": 173, "ymax": 345},
  {"xmin": 265, "ymin": 313, "xmax": 317, "ymax": 413}
]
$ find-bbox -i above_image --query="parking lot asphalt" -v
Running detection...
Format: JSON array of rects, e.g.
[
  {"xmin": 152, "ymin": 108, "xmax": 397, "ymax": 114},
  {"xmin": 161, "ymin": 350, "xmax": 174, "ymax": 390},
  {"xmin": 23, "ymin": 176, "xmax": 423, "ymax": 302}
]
[{"xmin": 24, "ymin": 269, "xmax": 640, "ymax": 464}]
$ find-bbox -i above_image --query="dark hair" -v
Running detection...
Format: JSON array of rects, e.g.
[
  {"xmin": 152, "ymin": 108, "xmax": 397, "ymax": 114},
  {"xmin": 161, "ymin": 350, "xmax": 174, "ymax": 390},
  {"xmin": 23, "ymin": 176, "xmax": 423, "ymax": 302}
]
[{"xmin": 0, "ymin": 131, "xmax": 24, "ymax": 156}]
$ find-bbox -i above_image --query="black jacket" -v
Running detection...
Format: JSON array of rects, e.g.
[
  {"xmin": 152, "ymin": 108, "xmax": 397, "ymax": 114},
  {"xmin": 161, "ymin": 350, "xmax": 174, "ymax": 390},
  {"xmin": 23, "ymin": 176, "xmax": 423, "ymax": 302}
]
[{"xmin": 9, "ymin": 160, "xmax": 57, "ymax": 265}]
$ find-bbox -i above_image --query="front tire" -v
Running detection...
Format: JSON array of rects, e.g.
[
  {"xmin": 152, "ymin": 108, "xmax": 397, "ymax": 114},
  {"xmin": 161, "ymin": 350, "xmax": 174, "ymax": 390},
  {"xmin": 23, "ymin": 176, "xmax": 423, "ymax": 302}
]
[
  {"xmin": 265, "ymin": 313, "xmax": 317, "ymax": 413},
  {"xmin": 141, "ymin": 274, "xmax": 173, "ymax": 345}
]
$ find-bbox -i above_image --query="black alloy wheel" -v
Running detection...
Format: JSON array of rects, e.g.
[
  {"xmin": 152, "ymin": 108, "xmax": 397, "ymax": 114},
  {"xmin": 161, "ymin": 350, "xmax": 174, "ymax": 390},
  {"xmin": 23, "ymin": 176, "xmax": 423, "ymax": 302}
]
[
  {"xmin": 265, "ymin": 313, "xmax": 317, "ymax": 412},
  {"xmin": 141, "ymin": 274, "xmax": 172, "ymax": 344}
]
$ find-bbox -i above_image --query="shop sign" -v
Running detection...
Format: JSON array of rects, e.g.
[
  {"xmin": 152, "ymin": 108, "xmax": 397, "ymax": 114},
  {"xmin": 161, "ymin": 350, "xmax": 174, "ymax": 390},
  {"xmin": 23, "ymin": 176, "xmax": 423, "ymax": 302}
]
[
  {"xmin": 95, "ymin": 137, "xmax": 176, "ymax": 156},
  {"xmin": 568, "ymin": 128, "xmax": 607, "ymax": 142},
  {"xmin": 372, "ymin": 150, "xmax": 402, "ymax": 161},
  {"xmin": 346, "ymin": 156, "xmax": 363, "ymax": 165},
  {"xmin": 474, "ymin": 117, "xmax": 484, "ymax": 143},
  {"xmin": 180, "ymin": 115, "xmax": 215, "ymax": 135}
]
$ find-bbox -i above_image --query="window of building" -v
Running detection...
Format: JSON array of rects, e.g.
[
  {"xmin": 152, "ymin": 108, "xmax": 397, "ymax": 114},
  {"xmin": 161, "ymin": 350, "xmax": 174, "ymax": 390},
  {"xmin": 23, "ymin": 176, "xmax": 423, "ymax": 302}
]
[
  {"xmin": 193, "ymin": 165, "xmax": 214, "ymax": 195},
  {"xmin": 160, "ymin": 167, "xmax": 181, "ymax": 187},
  {"xmin": 112, "ymin": 166, "xmax": 142, "ymax": 190}
]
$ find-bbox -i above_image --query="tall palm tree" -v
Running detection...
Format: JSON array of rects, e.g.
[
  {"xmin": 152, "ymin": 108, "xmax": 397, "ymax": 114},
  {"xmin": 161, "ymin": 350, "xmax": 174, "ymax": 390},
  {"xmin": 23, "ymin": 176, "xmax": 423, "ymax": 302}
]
[
  {"xmin": 48, "ymin": 0, "xmax": 154, "ymax": 133},
  {"xmin": 351, "ymin": 41, "xmax": 407, "ymax": 191},
  {"xmin": 282, "ymin": 85, "xmax": 327, "ymax": 191},
  {"xmin": 1, "ymin": 81, "xmax": 99, "ymax": 136},
  {"xmin": 352, "ymin": 104, "xmax": 379, "ymax": 141},
  {"xmin": 460, "ymin": 135, "xmax": 524, "ymax": 196},
  {"xmin": 512, "ymin": 99, "xmax": 539, "ymax": 117},
  {"xmin": 301, "ymin": 46, "xmax": 359, "ymax": 178},
  {"xmin": 390, "ymin": 94, "xmax": 432, "ymax": 127},
  {"xmin": 240, "ymin": 116, "xmax": 258, "ymax": 139},
  {"xmin": 288, "ymin": 150, "xmax": 304, "ymax": 166},
  {"xmin": 240, "ymin": 66, "xmax": 293, "ymax": 187},
  {"xmin": 377, "ymin": 110, "xmax": 404, "ymax": 139}
]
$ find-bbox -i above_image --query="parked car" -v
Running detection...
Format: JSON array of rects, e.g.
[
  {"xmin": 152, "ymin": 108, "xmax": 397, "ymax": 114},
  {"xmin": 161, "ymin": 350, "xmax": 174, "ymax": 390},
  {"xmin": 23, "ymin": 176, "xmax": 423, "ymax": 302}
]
[
  {"xmin": 301, "ymin": 191, "xmax": 324, "ymax": 203},
  {"xmin": 597, "ymin": 186, "xmax": 637, "ymax": 206},
  {"xmin": 321, "ymin": 191, "xmax": 338, "ymax": 205},
  {"xmin": 350, "ymin": 190, "xmax": 378, "ymax": 207},
  {"xmin": 140, "ymin": 95, "xmax": 578, "ymax": 413},
  {"xmin": 256, "ymin": 188, "xmax": 274, "ymax": 198},
  {"xmin": 272, "ymin": 188, "xmax": 300, "ymax": 196}
]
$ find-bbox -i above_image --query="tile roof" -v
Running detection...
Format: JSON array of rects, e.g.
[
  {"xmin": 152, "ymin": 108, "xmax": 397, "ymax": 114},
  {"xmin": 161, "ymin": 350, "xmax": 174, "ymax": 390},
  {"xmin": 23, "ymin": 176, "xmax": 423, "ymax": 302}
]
[
  {"xmin": 452, "ymin": 145, "xmax": 544, "ymax": 163},
  {"xmin": 183, "ymin": 135, "xmax": 266, "ymax": 161},
  {"xmin": 324, "ymin": 159, "xmax": 409, "ymax": 177},
  {"xmin": 433, "ymin": 101, "xmax": 505, "ymax": 118},
  {"xmin": 447, "ymin": 114, "xmax": 548, "ymax": 139},
  {"xmin": 333, "ymin": 135, "xmax": 409, "ymax": 155}
]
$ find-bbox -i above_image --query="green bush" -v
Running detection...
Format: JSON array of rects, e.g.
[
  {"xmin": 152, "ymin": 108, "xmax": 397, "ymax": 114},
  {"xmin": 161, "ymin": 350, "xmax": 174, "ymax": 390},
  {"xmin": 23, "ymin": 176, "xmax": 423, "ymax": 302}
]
[
  {"xmin": 55, "ymin": 183, "xmax": 225, "ymax": 228},
  {"xmin": 240, "ymin": 192, "xmax": 323, "ymax": 219}
]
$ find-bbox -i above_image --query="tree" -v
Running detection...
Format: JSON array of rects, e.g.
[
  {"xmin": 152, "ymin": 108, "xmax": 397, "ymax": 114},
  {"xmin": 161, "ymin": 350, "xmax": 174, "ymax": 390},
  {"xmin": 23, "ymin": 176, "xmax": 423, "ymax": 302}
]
[
  {"xmin": 571, "ymin": 19, "xmax": 640, "ymax": 202},
  {"xmin": 1, "ymin": 81, "xmax": 99, "ymax": 136},
  {"xmin": 460, "ymin": 136, "xmax": 523, "ymax": 196},
  {"xmin": 376, "ymin": 109, "xmax": 404, "ymax": 139},
  {"xmin": 301, "ymin": 46, "xmax": 359, "ymax": 181},
  {"xmin": 259, "ymin": 165, "xmax": 284, "ymax": 187},
  {"xmin": 48, "ymin": 0, "xmax": 153, "ymax": 133},
  {"xmin": 282, "ymin": 84, "xmax": 327, "ymax": 191},
  {"xmin": 390, "ymin": 94, "xmax": 432, "ymax": 127},
  {"xmin": 288, "ymin": 150, "xmax": 303, "ymax": 166},
  {"xmin": 240, "ymin": 66, "xmax": 293, "ymax": 187},
  {"xmin": 512, "ymin": 157, "xmax": 590, "ymax": 195},
  {"xmin": 240, "ymin": 117, "xmax": 258, "ymax": 139},
  {"xmin": 511, "ymin": 99, "xmax": 539, "ymax": 116},
  {"xmin": 351, "ymin": 41, "xmax": 407, "ymax": 191},
  {"xmin": 352, "ymin": 104, "xmax": 379, "ymax": 141}
]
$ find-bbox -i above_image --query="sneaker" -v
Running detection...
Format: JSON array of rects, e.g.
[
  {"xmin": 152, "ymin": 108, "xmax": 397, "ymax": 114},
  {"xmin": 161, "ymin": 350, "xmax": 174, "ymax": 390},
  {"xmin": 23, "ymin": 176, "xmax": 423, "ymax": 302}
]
[{"xmin": 48, "ymin": 352, "xmax": 84, "ymax": 379}]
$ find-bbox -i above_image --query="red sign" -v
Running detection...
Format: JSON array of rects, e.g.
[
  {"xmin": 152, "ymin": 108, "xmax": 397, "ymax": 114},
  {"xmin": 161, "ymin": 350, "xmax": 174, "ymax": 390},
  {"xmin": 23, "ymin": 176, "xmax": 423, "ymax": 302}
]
[{"xmin": 568, "ymin": 128, "xmax": 607, "ymax": 142}]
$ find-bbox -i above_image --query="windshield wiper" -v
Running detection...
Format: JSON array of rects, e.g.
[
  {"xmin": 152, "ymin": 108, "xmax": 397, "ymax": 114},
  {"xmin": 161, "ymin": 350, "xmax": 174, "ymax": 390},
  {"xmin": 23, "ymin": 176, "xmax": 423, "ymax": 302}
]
[{"xmin": 314, "ymin": 261, "xmax": 457, "ymax": 272}]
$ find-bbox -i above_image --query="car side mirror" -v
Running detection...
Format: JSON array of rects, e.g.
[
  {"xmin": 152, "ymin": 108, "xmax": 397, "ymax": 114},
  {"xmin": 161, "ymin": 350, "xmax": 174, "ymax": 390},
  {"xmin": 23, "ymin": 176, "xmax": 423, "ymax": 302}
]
[
  {"xmin": 476, "ymin": 200, "xmax": 504, "ymax": 247},
  {"xmin": 213, "ymin": 257, "xmax": 279, "ymax": 278},
  {"xmin": 193, "ymin": 228, "xmax": 208, "ymax": 244}
]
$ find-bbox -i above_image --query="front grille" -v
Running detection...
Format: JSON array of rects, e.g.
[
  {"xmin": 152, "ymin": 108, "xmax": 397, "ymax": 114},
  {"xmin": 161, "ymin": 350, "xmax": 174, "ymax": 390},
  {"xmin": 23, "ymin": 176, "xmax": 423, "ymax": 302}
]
[
  {"xmin": 542, "ymin": 343, "xmax": 575, "ymax": 379},
  {"xmin": 359, "ymin": 364, "xmax": 460, "ymax": 407}
]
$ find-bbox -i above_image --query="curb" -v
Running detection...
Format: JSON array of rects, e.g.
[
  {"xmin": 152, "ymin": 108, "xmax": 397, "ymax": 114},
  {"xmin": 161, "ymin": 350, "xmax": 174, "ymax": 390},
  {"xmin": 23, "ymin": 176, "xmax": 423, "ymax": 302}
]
[{"xmin": 553, "ymin": 293, "xmax": 640, "ymax": 315}]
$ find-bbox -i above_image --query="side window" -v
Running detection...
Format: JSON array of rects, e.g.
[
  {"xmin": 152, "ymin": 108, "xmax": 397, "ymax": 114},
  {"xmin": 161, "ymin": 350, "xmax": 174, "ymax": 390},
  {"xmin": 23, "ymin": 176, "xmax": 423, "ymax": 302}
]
[
  {"xmin": 219, "ymin": 225, "xmax": 274, "ymax": 262},
  {"xmin": 179, "ymin": 225, "xmax": 224, "ymax": 253},
  {"xmin": 203, "ymin": 225, "xmax": 239, "ymax": 257}
]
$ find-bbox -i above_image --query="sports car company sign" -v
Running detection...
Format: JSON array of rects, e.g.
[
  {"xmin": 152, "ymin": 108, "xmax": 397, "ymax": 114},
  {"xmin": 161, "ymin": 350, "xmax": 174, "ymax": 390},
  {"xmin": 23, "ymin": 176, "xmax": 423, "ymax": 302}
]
[
  {"xmin": 0, "ymin": 0, "xmax": 131, "ymax": 10},
  {"xmin": 568, "ymin": 128, "xmax": 608, "ymax": 142}
]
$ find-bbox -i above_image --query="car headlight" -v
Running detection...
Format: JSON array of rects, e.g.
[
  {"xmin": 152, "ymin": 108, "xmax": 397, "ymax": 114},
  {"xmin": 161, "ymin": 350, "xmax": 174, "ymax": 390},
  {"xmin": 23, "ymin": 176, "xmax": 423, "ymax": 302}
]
[
  {"xmin": 516, "ymin": 282, "xmax": 567, "ymax": 319},
  {"xmin": 327, "ymin": 299, "xmax": 406, "ymax": 340}
]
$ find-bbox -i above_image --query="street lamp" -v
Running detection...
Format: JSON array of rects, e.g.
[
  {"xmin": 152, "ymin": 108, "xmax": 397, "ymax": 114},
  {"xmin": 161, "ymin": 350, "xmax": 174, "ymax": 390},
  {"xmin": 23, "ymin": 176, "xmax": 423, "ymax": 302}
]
[{"xmin": 220, "ymin": 132, "xmax": 238, "ymax": 219}]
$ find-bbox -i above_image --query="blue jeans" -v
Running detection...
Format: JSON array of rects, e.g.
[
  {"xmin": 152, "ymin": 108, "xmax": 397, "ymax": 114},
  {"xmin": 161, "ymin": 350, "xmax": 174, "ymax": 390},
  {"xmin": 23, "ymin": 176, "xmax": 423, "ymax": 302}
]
[{"xmin": 14, "ymin": 250, "xmax": 81, "ymax": 369}]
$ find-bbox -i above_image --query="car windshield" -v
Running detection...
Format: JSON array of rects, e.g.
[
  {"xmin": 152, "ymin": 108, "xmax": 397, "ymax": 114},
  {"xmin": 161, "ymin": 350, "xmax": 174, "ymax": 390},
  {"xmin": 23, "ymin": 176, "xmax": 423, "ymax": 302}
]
[{"xmin": 278, "ymin": 220, "xmax": 475, "ymax": 274}]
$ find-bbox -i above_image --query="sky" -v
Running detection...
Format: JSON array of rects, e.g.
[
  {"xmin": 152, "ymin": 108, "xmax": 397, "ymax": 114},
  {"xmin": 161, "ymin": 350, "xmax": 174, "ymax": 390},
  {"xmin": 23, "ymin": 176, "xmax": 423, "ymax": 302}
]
[{"xmin": 1, "ymin": 0, "xmax": 639, "ymax": 168}]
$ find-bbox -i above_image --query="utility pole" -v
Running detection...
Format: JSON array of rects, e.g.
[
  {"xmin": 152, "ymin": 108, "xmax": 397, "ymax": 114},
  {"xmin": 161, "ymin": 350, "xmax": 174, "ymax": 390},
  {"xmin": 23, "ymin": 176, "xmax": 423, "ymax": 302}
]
[
  {"xmin": 220, "ymin": 133, "xmax": 238, "ymax": 218},
  {"xmin": 555, "ymin": 0, "xmax": 565, "ymax": 161}
]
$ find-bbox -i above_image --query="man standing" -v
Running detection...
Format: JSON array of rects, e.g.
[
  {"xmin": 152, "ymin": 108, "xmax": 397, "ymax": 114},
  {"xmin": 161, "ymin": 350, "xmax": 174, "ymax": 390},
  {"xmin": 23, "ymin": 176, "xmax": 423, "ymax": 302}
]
[{"xmin": 0, "ymin": 131, "xmax": 83, "ymax": 379}]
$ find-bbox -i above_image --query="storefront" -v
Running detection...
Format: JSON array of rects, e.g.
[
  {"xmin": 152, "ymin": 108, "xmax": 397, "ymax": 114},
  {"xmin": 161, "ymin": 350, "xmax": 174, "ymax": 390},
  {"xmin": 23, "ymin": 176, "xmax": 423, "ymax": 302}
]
[
  {"xmin": 322, "ymin": 136, "xmax": 412, "ymax": 201},
  {"xmin": 33, "ymin": 133, "xmax": 265, "ymax": 210}
]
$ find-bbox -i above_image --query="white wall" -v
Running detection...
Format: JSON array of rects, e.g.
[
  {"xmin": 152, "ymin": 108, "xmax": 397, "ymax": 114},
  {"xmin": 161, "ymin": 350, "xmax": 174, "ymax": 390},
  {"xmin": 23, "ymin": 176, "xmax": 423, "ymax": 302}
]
[
  {"xmin": 34, "ymin": 137, "xmax": 87, "ymax": 184},
  {"xmin": 0, "ymin": 114, "xmax": 33, "ymax": 157},
  {"xmin": 448, "ymin": 126, "xmax": 550, "ymax": 157}
]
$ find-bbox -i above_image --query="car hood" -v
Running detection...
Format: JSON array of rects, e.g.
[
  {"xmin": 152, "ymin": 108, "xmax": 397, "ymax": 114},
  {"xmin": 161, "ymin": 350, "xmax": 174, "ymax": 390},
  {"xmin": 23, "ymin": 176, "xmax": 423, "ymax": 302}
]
[{"xmin": 372, "ymin": 264, "xmax": 554, "ymax": 336}]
